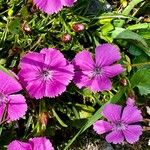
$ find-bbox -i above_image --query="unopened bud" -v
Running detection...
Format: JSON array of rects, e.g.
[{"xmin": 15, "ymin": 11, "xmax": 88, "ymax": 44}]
[
  {"xmin": 39, "ymin": 112, "xmax": 48, "ymax": 126},
  {"xmin": 21, "ymin": 22, "xmax": 32, "ymax": 34},
  {"xmin": 9, "ymin": 47, "xmax": 21, "ymax": 56},
  {"xmin": 61, "ymin": 34, "xmax": 72, "ymax": 43},
  {"xmin": 72, "ymin": 23, "xmax": 85, "ymax": 32},
  {"xmin": 120, "ymin": 78, "xmax": 127, "ymax": 86}
]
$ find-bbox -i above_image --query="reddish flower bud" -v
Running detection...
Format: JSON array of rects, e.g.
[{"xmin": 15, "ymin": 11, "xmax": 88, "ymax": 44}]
[
  {"xmin": 39, "ymin": 112, "xmax": 49, "ymax": 126},
  {"xmin": 9, "ymin": 47, "xmax": 21, "ymax": 56},
  {"xmin": 21, "ymin": 22, "xmax": 32, "ymax": 34},
  {"xmin": 30, "ymin": 5, "xmax": 38, "ymax": 13},
  {"xmin": 61, "ymin": 34, "xmax": 72, "ymax": 43},
  {"xmin": 120, "ymin": 78, "xmax": 127, "ymax": 86},
  {"xmin": 72, "ymin": 23, "xmax": 85, "ymax": 32}
]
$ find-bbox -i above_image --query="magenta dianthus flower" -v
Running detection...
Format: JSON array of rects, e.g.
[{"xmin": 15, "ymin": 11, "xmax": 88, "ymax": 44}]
[
  {"xmin": 8, "ymin": 137, "xmax": 54, "ymax": 150},
  {"xmin": 0, "ymin": 71, "xmax": 27, "ymax": 122},
  {"xmin": 33, "ymin": 0, "xmax": 77, "ymax": 14},
  {"xmin": 73, "ymin": 44, "xmax": 124, "ymax": 92},
  {"xmin": 93, "ymin": 98, "xmax": 143, "ymax": 144},
  {"xmin": 18, "ymin": 48, "xmax": 74, "ymax": 99}
]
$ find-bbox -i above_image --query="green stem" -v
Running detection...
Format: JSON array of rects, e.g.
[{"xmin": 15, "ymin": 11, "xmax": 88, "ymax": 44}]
[
  {"xmin": 131, "ymin": 62, "xmax": 150, "ymax": 67},
  {"xmin": 124, "ymin": 62, "xmax": 150, "ymax": 67}
]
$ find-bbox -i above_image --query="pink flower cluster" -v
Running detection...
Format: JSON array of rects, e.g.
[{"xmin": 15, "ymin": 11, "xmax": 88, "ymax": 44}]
[
  {"xmin": 0, "ymin": 44, "xmax": 124, "ymax": 122},
  {"xmin": 0, "ymin": 44, "xmax": 143, "ymax": 148},
  {"xmin": 8, "ymin": 137, "xmax": 54, "ymax": 150},
  {"xmin": 18, "ymin": 44, "xmax": 124, "ymax": 99}
]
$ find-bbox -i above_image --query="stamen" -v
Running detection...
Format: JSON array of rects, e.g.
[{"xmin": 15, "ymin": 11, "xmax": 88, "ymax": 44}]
[
  {"xmin": 113, "ymin": 121, "xmax": 127, "ymax": 131},
  {"xmin": 41, "ymin": 69, "xmax": 53, "ymax": 80},
  {"xmin": 92, "ymin": 66, "xmax": 102, "ymax": 76}
]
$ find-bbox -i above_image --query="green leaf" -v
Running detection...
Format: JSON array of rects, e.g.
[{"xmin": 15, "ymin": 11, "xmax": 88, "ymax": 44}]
[
  {"xmin": 52, "ymin": 108, "xmax": 68, "ymax": 128},
  {"xmin": 8, "ymin": 18, "xmax": 21, "ymax": 34},
  {"xmin": 128, "ymin": 45, "xmax": 142, "ymax": 56},
  {"xmin": 138, "ymin": 30, "xmax": 150, "ymax": 40},
  {"xmin": 111, "ymin": 27, "xmax": 150, "ymax": 56},
  {"xmin": 101, "ymin": 23, "xmax": 114, "ymax": 35},
  {"xmin": 127, "ymin": 23, "xmax": 150, "ymax": 31},
  {"xmin": 131, "ymin": 69, "xmax": 150, "ymax": 95},
  {"xmin": 20, "ymin": 6, "xmax": 29, "ymax": 18}
]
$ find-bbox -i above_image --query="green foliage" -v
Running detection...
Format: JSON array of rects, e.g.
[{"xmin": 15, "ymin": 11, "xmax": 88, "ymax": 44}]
[
  {"xmin": 0, "ymin": 0, "xmax": 150, "ymax": 149},
  {"xmin": 131, "ymin": 69, "xmax": 150, "ymax": 95}
]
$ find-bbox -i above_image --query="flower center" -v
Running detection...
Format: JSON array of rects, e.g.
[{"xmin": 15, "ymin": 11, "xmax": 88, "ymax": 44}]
[
  {"xmin": 113, "ymin": 121, "xmax": 127, "ymax": 131},
  {"xmin": 92, "ymin": 66, "xmax": 102, "ymax": 76},
  {"xmin": 41, "ymin": 69, "xmax": 53, "ymax": 80}
]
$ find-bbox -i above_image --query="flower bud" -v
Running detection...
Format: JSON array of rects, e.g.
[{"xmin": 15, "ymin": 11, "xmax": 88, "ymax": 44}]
[
  {"xmin": 21, "ymin": 22, "xmax": 32, "ymax": 34},
  {"xmin": 61, "ymin": 34, "xmax": 72, "ymax": 43},
  {"xmin": 72, "ymin": 23, "xmax": 85, "ymax": 32},
  {"xmin": 120, "ymin": 78, "xmax": 127, "ymax": 86},
  {"xmin": 9, "ymin": 47, "xmax": 21, "ymax": 56},
  {"xmin": 39, "ymin": 112, "xmax": 49, "ymax": 126}
]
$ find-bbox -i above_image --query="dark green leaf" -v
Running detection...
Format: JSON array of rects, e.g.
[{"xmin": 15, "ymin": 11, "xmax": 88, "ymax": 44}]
[{"xmin": 131, "ymin": 69, "xmax": 150, "ymax": 95}]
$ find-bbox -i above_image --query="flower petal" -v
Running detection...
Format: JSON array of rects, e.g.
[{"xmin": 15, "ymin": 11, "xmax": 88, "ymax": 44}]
[
  {"xmin": 19, "ymin": 52, "xmax": 44, "ymax": 70},
  {"xmin": 103, "ymin": 64, "xmax": 124, "ymax": 78},
  {"xmin": 0, "ymin": 71, "xmax": 22, "ymax": 95},
  {"xmin": 90, "ymin": 76, "xmax": 112, "ymax": 92},
  {"xmin": 73, "ymin": 50, "xmax": 95, "ymax": 71},
  {"xmin": 102, "ymin": 104, "xmax": 122, "ymax": 123},
  {"xmin": 33, "ymin": 0, "xmax": 63, "ymax": 14},
  {"xmin": 123, "ymin": 125, "xmax": 142, "ymax": 144},
  {"xmin": 106, "ymin": 130, "xmax": 124, "ymax": 144},
  {"xmin": 26, "ymin": 79, "xmax": 46, "ymax": 99},
  {"xmin": 73, "ymin": 70, "xmax": 92, "ymax": 89},
  {"xmin": 61, "ymin": 0, "xmax": 77, "ymax": 6},
  {"xmin": 7, "ymin": 140, "xmax": 32, "ymax": 150},
  {"xmin": 29, "ymin": 137, "xmax": 54, "ymax": 150},
  {"xmin": 45, "ymin": 79, "xmax": 67, "ymax": 98},
  {"xmin": 41, "ymin": 48, "xmax": 67, "ymax": 67},
  {"xmin": 95, "ymin": 44, "xmax": 121, "ymax": 67},
  {"xmin": 93, "ymin": 120, "xmax": 112, "ymax": 134},
  {"xmin": 53, "ymin": 64, "xmax": 74, "ymax": 85},
  {"xmin": 126, "ymin": 97, "xmax": 135, "ymax": 106},
  {"xmin": 121, "ymin": 105, "xmax": 143, "ymax": 124},
  {"xmin": 18, "ymin": 69, "xmax": 40, "ymax": 82},
  {"xmin": 7, "ymin": 94, "xmax": 27, "ymax": 122}
]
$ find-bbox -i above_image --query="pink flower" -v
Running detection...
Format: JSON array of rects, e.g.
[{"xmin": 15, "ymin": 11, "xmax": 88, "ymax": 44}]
[
  {"xmin": 0, "ymin": 71, "xmax": 27, "ymax": 122},
  {"xmin": 93, "ymin": 98, "xmax": 143, "ymax": 144},
  {"xmin": 8, "ymin": 137, "xmax": 54, "ymax": 150},
  {"xmin": 18, "ymin": 48, "xmax": 74, "ymax": 99},
  {"xmin": 33, "ymin": 0, "xmax": 77, "ymax": 14},
  {"xmin": 73, "ymin": 44, "xmax": 124, "ymax": 92}
]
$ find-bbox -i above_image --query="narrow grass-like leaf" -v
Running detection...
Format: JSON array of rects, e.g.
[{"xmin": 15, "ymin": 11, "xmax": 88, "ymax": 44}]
[{"xmin": 52, "ymin": 108, "xmax": 68, "ymax": 128}]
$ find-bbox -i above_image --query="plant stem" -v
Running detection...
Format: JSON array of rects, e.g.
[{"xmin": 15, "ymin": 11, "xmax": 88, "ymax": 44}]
[
  {"xmin": 131, "ymin": 62, "xmax": 150, "ymax": 67},
  {"xmin": 124, "ymin": 62, "xmax": 150, "ymax": 67}
]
